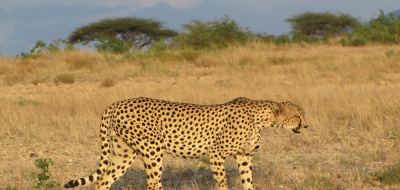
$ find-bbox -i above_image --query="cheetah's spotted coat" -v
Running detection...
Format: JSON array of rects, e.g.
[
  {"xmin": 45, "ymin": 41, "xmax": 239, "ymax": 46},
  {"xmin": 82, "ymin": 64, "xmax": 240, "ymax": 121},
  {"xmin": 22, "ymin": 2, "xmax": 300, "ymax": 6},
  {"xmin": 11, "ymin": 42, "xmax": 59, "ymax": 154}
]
[{"xmin": 64, "ymin": 97, "xmax": 308, "ymax": 190}]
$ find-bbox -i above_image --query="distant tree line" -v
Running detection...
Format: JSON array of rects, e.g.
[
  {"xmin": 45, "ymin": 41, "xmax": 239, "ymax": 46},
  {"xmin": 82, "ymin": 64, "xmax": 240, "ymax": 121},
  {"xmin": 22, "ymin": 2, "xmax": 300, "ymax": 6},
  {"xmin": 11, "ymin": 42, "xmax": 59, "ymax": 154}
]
[{"xmin": 19, "ymin": 10, "xmax": 400, "ymax": 56}]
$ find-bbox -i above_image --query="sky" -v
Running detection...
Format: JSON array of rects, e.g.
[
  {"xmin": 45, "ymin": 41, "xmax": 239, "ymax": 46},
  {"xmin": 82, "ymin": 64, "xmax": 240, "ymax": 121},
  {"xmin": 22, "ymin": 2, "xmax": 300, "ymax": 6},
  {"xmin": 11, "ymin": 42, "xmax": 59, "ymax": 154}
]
[{"xmin": 0, "ymin": 0, "xmax": 399, "ymax": 55}]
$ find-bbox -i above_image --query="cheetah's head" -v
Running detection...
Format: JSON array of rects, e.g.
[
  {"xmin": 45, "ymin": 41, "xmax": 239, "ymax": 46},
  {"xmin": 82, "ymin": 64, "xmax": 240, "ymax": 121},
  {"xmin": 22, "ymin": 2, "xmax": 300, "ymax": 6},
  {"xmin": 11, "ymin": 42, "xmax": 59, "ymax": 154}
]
[{"xmin": 273, "ymin": 102, "xmax": 309, "ymax": 134}]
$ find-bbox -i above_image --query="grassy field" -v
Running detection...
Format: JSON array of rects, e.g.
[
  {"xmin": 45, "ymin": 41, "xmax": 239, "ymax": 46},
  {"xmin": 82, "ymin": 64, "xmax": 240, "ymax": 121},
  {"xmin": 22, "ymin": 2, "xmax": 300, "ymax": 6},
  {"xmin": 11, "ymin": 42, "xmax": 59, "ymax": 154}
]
[{"xmin": 0, "ymin": 43, "xmax": 399, "ymax": 190}]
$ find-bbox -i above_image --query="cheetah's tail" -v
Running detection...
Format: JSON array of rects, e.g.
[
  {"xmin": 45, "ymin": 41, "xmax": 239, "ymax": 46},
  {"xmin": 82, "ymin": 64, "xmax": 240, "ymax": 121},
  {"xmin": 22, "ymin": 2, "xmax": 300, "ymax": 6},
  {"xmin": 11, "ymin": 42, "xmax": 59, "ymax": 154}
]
[{"xmin": 64, "ymin": 109, "xmax": 113, "ymax": 188}]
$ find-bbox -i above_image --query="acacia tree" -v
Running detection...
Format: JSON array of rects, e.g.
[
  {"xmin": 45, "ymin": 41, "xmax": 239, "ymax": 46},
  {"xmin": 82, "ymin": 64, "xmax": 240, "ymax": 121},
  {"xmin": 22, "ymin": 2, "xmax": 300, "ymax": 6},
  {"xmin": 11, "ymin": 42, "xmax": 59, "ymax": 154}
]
[
  {"xmin": 287, "ymin": 12, "xmax": 359, "ymax": 39},
  {"xmin": 68, "ymin": 17, "xmax": 177, "ymax": 51}
]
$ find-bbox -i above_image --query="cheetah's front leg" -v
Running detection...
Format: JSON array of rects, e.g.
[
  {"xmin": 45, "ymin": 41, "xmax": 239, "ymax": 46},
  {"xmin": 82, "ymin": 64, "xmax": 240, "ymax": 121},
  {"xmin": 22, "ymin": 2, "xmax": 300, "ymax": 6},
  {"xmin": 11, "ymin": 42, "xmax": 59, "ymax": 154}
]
[
  {"xmin": 210, "ymin": 155, "xmax": 228, "ymax": 190},
  {"xmin": 235, "ymin": 155, "xmax": 254, "ymax": 190},
  {"xmin": 142, "ymin": 148, "xmax": 164, "ymax": 190}
]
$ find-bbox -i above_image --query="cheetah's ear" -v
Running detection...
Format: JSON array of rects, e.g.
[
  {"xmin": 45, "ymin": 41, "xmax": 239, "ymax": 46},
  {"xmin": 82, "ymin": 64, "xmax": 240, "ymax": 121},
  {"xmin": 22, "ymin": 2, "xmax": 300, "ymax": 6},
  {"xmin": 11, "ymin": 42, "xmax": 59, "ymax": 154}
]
[{"xmin": 272, "ymin": 103, "xmax": 283, "ymax": 117}]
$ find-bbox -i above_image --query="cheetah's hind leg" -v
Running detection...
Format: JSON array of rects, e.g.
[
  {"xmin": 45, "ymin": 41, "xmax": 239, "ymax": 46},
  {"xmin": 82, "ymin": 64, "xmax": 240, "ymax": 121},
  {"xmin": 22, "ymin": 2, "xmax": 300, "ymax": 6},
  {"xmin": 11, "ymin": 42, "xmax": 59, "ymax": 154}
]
[{"xmin": 94, "ymin": 135, "xmax": 138, "ymax": 190}]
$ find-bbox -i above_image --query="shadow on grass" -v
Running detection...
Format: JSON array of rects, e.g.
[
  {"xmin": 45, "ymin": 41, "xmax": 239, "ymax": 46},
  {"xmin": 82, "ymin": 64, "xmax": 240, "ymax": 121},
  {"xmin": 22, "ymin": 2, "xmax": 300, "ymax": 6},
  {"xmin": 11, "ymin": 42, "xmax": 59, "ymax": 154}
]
[{"xmin": 112, "ymin": 166, "xmax": 241, "ymax": 190}]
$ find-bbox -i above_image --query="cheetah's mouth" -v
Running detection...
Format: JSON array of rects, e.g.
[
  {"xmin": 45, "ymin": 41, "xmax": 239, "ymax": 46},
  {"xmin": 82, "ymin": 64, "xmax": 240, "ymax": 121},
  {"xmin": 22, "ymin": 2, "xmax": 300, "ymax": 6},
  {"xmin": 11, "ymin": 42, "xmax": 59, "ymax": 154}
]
[
  {"xmin": 292, "ymin": 127, "xmax": 301, "ymax": 134},
  {"xmin": 292, "ymin": 118, "xmax": 302, "ymax": 134}
]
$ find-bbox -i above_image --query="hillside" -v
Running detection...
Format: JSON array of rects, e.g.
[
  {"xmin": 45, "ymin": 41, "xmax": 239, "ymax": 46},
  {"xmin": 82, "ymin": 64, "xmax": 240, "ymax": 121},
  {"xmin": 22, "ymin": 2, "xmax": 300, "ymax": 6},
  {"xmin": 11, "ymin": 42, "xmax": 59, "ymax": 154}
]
[{"xmin": 0, "ymin": 43, "xmax": 399, "ymax": 190}]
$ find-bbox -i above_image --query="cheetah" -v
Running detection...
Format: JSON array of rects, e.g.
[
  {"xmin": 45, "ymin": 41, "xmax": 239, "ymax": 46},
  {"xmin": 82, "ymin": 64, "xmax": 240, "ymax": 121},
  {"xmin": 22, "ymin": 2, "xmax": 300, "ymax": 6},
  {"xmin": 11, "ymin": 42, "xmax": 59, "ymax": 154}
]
[{"xmin": 64, "ymin": 97, "xmax": 308, "ymax": 190}]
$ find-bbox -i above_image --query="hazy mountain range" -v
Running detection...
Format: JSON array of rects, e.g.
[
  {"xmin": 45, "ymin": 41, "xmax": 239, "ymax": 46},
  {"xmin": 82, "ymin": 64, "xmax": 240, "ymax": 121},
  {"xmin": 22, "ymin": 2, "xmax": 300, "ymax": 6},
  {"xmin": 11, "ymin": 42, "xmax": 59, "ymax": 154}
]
[{"xmin": 388, "ymin": 9, "xmax": 400, "ymax": 16}]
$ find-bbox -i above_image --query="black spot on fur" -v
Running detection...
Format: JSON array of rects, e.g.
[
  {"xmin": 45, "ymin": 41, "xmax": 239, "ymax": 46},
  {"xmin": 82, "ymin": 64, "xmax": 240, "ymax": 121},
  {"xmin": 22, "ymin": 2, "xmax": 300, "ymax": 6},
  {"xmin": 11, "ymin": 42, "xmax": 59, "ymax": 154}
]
[
  {"xmin": 80, "ymin": 178, "xmax": 86, "ymax": 185},
  {"xmin": 64, "ymin": 180, "xmax": 79, "ymax": 188}
]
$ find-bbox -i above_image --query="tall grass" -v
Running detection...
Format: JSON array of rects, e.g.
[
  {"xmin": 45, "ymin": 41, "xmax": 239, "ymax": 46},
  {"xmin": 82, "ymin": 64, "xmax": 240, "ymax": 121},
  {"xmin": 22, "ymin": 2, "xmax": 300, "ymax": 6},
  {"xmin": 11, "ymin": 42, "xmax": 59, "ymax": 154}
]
[{"xmin": 0, "ymin": 43, "xmax": 399, "ymax": 189}]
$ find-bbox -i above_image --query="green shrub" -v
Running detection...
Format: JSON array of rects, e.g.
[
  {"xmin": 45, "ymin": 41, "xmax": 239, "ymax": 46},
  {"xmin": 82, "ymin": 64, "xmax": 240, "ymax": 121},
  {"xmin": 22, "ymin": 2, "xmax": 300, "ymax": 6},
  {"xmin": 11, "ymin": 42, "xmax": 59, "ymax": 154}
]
[
  {"xmin": 46, "ymin": 39, "xmax": 66, "ymax": 53},
  {"xmin": 18, "ymin": 39, "xmax": 75, "ymax": 58},
  {"xmin": 176, "ymin": 16, "xmax": 253, "ymax": 49},
  {"xmin": 341, "ymin": 34, "xmax": 368, "ymax": 46},
  {"xmin": 292, "ymin": 33, "xmax": 322, "ymax": 43},
  {"xmin": 145, "ymin": 39, "xmax": 169, "ymax": 57},
  {"xmin": 18, "ymin": 40, "xmax": 47, "ymax": 59},
  {"xmin": 4, "ymin": 186, "xmax": 17, "ymax": 190},
  {"xmin": 32, "ymin": 158, "xmax": 59, "ymax": 190},
  {"xmin": 343, "ymin": 10, "xmax": 400, "ymax": 46},
  {"xmin": 254, "ymin": 33, "xmax": 276, "ymax": 43},
  {"xmin": 376, "ymin": 162, "xmax": 400, "ymax": 184},
  {"xmin": 273, "ymin": 34, "xmax": 291, "ymax": 45},
  {"xmin": 95, "ymin": 37, "xmax": 131, "ymax": 54}
]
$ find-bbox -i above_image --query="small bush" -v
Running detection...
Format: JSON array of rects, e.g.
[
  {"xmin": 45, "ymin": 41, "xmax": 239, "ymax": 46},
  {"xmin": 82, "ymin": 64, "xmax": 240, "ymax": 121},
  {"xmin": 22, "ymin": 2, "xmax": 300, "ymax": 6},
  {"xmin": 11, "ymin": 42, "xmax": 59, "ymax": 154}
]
[
  {"xmin": 376, "ymin": 162, "xmax": 400, "ymax": 184},
  {"xmin": 18, "ymin": 39, "xmax": 74, "ymax": 58},
  {"xmin": 179, "ymin": 50, "xmax": 201, "ymax": 62},
  {"xmin": 254, "ymin": 33, "xmax": 275, "ymax": 43},
  {"xmin": 144, "ymin": 39, "xmax": 171, "ymax": 58},
  {"xmin": 16, "ymin": 98, "xmax": 40, "ymax": 106},
  {"xmin": 54, "ymin": 74, "xmax": 75, "ymax": 85},
  {"xmin": 292, "ymin": 33, "xmax": 322, "ymax": 43},
  {"xmin": 32, "ymin": 158, "xmax": 59, "ymax": 190},
  {"xmin": 18, "ymin": 41, "xmax": 47, "ymax": 59},
  {"xmin": 99, "ymin": 78, "xmax": 117, "ymax": 88},
  {"xmin": 273, "ymin": 34, "xmax": 291, "ymax": 45},
  {"xmin": 149, "ymin": 39, "xmax": 169, "ymax": 53},
  {"xmin": 341, "ymin": 35, "xmax": 368, "ymax": 46},
  {"xmin": 95, "ymin": 37, "xmax": 131, "ymax": 54},
  {"xmin": 385, "ymin": 49, "xmax": 397, "ymax": 58},
  {"xmin": 176, "ymin": 16, "xmax": 253, "ymax": 49},
  {"xmin": 4, "ymin": 186, "xmax": 17, "ymax": 190},
  {"xmin": 46, "ymin": 39, "xmax": 63, "ymax": 53}
]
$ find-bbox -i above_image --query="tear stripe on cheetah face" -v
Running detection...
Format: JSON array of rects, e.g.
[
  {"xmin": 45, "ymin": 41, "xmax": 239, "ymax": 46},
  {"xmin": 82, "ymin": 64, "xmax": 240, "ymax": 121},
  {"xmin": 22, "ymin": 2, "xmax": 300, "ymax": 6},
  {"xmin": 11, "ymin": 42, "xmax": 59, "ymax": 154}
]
[{"xmin": 64, "ymin": 97, "xmax": 307, "ymax": 190}]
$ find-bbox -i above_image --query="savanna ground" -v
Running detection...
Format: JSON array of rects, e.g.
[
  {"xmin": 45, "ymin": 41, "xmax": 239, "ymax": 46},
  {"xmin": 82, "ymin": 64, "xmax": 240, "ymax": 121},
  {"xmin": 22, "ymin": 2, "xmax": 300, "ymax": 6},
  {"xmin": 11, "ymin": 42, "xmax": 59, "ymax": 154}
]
[{"xmin": 0, "ymin": 43, "xmax": 399, "ymax": 190}]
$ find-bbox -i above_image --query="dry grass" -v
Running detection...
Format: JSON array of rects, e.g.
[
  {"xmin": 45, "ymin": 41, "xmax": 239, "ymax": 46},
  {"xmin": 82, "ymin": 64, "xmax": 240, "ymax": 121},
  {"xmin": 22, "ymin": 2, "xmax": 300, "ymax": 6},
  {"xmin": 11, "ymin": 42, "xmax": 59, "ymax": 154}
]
[{"xmin": 0, "ymin": 43, "xmax": 399, "ymax": 190}]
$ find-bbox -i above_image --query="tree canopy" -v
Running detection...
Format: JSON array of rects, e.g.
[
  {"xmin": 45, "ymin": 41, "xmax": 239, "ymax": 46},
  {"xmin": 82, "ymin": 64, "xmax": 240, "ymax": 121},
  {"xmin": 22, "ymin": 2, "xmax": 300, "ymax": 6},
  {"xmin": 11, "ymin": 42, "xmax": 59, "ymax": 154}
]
[
  {"xmin": 287, "ymin": 12, "xmax": 359, "ymax": 39},
  {"xmin": 68, "ymin": 17, "xmax": 177, "ymax": 49},
  {"xmin": 176, "ymin": 16, "xmax": 253, "ymax": 49}
]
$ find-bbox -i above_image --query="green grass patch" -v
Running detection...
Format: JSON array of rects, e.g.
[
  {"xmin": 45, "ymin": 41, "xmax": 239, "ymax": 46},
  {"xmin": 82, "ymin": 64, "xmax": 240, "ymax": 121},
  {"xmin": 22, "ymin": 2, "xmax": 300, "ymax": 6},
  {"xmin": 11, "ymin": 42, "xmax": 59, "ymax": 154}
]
[
  {"xmin": 4, "ymin": 186, "xmax": 17, "ymax": 190},
  {"xmin": 16, "ymin": 98, "xmax": 40, "ymax": 106},
  {"xmin": 376, "ymin": 162, "xmax": 400, "ymax": 185}
]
